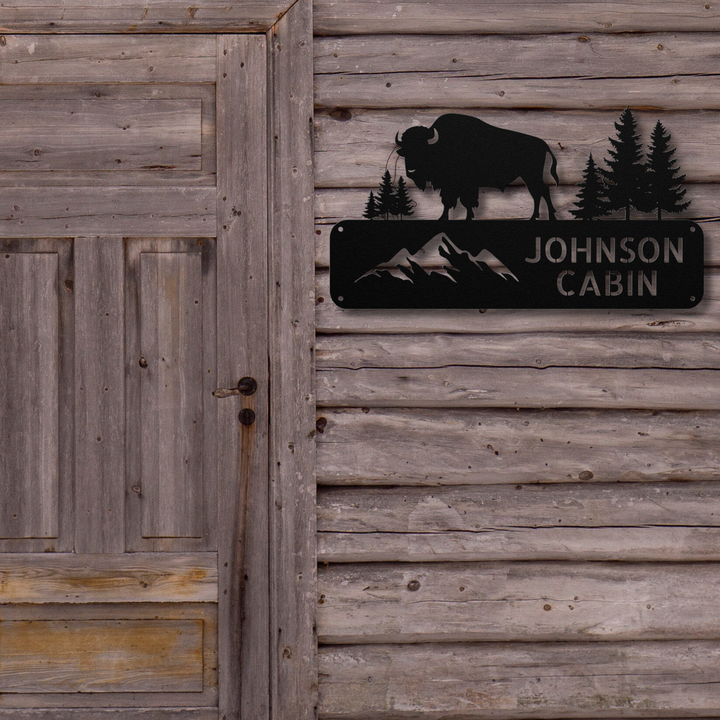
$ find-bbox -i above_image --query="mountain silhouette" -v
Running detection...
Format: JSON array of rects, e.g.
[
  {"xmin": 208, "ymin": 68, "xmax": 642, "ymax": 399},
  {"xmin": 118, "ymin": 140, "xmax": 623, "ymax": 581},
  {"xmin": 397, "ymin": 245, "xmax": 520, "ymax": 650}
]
[{"xmin": 357, "ymin": 232, "xmax": 518, "ymax": 284}]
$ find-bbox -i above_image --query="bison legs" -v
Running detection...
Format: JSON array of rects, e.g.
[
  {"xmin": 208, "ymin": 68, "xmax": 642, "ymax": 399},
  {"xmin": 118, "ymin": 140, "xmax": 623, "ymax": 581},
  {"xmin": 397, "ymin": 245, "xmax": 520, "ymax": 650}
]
[{"xmin": 524, "ymin": 177, "xmax": 556, "ymax": 221}]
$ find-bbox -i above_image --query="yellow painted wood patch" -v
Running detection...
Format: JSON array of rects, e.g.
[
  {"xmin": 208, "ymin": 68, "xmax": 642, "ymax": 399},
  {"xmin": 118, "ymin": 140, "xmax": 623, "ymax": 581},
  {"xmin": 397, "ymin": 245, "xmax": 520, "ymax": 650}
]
[{"xmin": 0, "ymin": 619, "xmax": 204, "ymax": 692}]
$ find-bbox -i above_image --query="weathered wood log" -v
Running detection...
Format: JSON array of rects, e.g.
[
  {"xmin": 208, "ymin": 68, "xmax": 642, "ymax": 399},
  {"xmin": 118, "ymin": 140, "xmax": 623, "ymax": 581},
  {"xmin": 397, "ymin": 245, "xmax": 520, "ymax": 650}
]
[
  {"xmin": 314, "ymin": 1, "xmax": 720, "ymax": 35},
  {"xmin": 318, "ymin": 561, "xmax": 720, "ymax": 642},
  {"xmin": 315, "ymin": 269, "xmax": 720, "ymax": 333},
  {"xmin": 316, "ymin": 333, "xmax": 720, "ymax": 369},
  {"xmin": 314, "ymin": 109, "xmax": 720, "ymax": 188},
  {"xmin": 314, "ymin": 408, "xmax": 720, "ymax": 485},
  {"xmin": 318, "ymin": 641, "xmax": 720, "ymax": 718}
]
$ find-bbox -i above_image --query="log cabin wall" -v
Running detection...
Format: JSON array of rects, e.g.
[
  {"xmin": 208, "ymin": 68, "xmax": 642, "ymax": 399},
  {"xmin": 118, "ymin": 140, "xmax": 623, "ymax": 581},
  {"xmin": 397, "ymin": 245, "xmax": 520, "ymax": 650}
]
[{"xmin": 312, "ymin": 2, "xmax": 720, "ymax": 717}]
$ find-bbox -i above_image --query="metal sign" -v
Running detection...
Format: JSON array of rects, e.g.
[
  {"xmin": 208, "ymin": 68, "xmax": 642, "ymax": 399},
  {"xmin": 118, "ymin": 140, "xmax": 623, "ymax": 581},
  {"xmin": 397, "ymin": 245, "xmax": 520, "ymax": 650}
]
[{"xmin": 330, "ymin": 109, "xmax": 704, "ymax": 309}]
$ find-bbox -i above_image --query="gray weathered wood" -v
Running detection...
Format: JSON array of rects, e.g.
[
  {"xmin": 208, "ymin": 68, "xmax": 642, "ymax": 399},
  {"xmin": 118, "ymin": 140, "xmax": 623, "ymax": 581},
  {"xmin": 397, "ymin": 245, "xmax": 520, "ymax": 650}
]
[
  {"xmin": 317, "ymin": 365, "xmax": 720, "ymax": 409},
  {"xmin": 0, "ymin": 711, "xmax": 218, "ymax": 719},
  {"xmin": 0, "ymin": 187, "xmax": 215, "ymax": 237},
  {"xmin": 0, "ymin": 552, "xmax": 217, "ymax": 603},
  {"xmin": 313, "ymin": 1, "xmax": 720, "ymax": 35},
  {"xmin": 0, "ymin": 619, "xmax": 203, "ymax": 692},
  {"xmin": 216, "ymin": 34, "xmax": 270, "ymax": 720},
  {"xmin": 315, "ymin": 33, "xmax": 720, "ymax": 78},
  {"xmin": 140, "ymin": 251, "xmax": 204, "ymax": 539},
  {"xmin": 316, "ymin": 269, "xmax": 720, "ymax": 333},
  {"xmin": 268, "ymin": 2, "xmax": 318, "ymax": 718},
  {"xmin": 0, "ymin": 252, "xmax": 59, "ymax": 539},
  {"xmin": 315, "ymin": 408, "xmax": 720, "ymax": 485},
  {"xmin": 314, "ymin": 108, "xmax": 720, "ymax": 187},
  {"xmin": 0, "ymin": 0, "xmax": 297, "ymax": 33},
  {"xmin": 125, "ymin": 238, "xmax": 216, "ymax": 553},
  {"xmin": 75, "ymin": 238, "xmax": 125, "ymax": 553},
  {"xmin": 318, "ymin": 641, "xmax": 720, "ymax": 718},
  {"xmin": 0, "ymin": 34, "xmax": 216, "ymax": 83},
  {"xmin": 318, "ymin": 562, "xmax": 720, "ymax": 643},
  {"xmin": 316, "ymin": 72, "xmax": 720, "ymax": 111},
  {"xmin": 0, "ymin": 100, "xmax": 202, "ymax": 171},
  {"xmin": 319, "ymin": 527, "xmax": 720, "ymax": 563},
  {"xmin": 317, "ymin": 333, "xmax": 720, "ymax": 370}
]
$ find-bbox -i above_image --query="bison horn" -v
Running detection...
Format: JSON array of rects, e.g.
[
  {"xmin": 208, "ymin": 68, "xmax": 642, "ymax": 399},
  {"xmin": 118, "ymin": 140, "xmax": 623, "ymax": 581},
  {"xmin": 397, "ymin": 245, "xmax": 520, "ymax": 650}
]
[
  {"xmin": 395, "ymin": 131, "xmax": 402, "ymax": 147},
  {"xmin": 427, "ymin": 127, "xmax": 439, "ymax": 145}
]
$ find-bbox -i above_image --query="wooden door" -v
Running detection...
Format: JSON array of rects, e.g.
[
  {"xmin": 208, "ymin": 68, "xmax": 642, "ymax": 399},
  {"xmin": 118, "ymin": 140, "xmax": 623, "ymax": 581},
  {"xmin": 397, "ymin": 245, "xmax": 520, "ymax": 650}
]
[{"xmin": 0, "ymin": 34, "xmax": 269, "ymax": 719}]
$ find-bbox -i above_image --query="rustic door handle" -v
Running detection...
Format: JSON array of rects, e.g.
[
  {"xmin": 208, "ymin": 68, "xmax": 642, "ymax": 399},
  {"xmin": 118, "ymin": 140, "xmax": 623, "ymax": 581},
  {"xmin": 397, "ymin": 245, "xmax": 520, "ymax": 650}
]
[{"xmin": 213, "ymin": 377, "xmax": 258, "ymax": 398}]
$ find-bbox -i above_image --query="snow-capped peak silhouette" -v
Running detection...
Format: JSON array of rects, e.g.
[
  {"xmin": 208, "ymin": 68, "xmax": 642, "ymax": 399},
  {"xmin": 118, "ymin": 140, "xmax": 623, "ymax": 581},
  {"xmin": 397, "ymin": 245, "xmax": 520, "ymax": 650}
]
[{"xmin": 357, "ymin": 232, "xmax": 518, "ymax": 284}]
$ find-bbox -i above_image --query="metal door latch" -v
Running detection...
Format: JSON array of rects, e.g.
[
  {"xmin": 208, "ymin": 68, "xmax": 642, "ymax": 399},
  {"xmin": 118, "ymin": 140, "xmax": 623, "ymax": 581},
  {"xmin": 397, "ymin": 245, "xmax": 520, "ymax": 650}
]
[{"xmin": 213, "ymin": 377, "xmax": 258, "ymax": 398}]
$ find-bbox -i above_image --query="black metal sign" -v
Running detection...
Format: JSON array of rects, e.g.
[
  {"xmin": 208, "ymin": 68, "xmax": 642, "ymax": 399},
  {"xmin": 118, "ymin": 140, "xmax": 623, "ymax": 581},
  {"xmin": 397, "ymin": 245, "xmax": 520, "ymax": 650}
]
[{"xmin": 330, "ymin": 109, "xmax": 704, "ymax": 309}]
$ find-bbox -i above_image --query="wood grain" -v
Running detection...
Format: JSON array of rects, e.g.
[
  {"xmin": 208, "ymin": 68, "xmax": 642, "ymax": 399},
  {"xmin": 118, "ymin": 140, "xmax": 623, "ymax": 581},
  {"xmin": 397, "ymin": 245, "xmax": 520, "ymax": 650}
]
[
  {"xmin": 315, "ymin": 33, "xmax": 720, "ymax": 77},
  {"xmin": 315, "ymin": 269, "xmax": 720, "ymax": 334},
  {"xmin": 0, "ymin": 34, "xmax": 216, "ymax": 83},
  {"xmin": 216, "ymin": 34, "xmax": 270, "ymax": 720},
  {"xmin": 315, "ymin": 408, "xmax": 720, "ymax": 485},
  {"xmin": 0, "ymin": 553, "xmax": 217, "ymax": 603},
  {"xmin": 316, "ymin": 332, "xmax": 720, "ymax": 369},
  {"xmin": 0, "ymin": 187, "xmax": 215, "ymax": 237},
  {"xmin": 0, "ymin": 252, "xmax": 59, "ymax": 539},
  {"xmin": 0, "ymin": 711, "xmax": 218, "ymax": 719},
  {"xmin": 0, "ymin": 0, "xmax": 296, "ymax": 33},
  {"xmin": 75, "ymin": 238, "xmax": 125, "ymax": 554},
  {"xmin": 0, "ymin": 619, "xmax": 203, "ymax": 693},
  {"xmin": 318, "ymin": 561, "xmax": 720, "ymax": 643},
  {"xmin": 0, "ymin": 100, "xmax": 202, "ymax": 172},
  {"xmin": 268, "ymin": 2, "xmax": 318, "ymax": 718},
  {"xmin": 314, "ymin": 1, "xmax": 720, "ymax": 35},
  {"xmin": 319, "ymin": 641, "xmax": 720, "ymax": 718},
  {"xmin": 140, "ymin": 251, "xmax": 204, "ymax": 539},
  {"xmin": 314, "ymin": 108, "xmax": 720, "ymax": 188}
]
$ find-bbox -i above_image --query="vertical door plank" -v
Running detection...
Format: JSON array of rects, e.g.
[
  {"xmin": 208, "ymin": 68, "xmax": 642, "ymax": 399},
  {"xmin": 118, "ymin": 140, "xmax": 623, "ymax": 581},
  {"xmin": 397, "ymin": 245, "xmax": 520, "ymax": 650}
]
[
  {"xmin": 0, "ymin": 252, "xmax": 59, "ymax": 539},
  {"xmin": 75, "ymin": 237, "xmax": 125, "ymax": 554},
  {"xmin": 217, "ymin": 35, "xmax": 270, "ymax": 720},
  {"xmin": 268, "ymin": 1, "xmax": 318, "ymax": 718},
  {"xmin": 140, "ymin": 251, "xmax": 204, "ymax": 539}
]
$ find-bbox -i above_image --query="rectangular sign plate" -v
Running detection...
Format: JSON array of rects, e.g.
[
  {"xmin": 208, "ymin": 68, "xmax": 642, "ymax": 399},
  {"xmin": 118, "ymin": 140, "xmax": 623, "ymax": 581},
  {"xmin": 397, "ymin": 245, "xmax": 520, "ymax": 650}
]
[{"xmin": 330, "ymin": 220, "xmax": 703, "ymax": 309}]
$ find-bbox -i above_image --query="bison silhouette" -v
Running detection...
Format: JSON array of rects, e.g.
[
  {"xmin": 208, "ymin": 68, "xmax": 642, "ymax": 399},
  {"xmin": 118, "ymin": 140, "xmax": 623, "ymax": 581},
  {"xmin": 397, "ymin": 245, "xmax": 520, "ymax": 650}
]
[{"xmin": 395, "ymin": 113, "xmax": 559, "ymax": 221}]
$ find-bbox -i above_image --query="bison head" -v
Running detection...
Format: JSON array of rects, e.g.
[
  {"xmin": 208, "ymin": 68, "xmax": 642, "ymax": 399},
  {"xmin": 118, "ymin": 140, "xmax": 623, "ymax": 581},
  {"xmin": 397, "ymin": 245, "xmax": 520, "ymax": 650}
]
[{"xmin": 395, "ymin": 125, "xmax": 439, "ymax": 191}]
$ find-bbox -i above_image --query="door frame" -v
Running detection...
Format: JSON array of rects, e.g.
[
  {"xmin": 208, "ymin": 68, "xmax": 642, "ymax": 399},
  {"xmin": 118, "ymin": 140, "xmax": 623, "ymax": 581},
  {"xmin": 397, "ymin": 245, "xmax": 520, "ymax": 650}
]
[{"xmin": 1, "ymin": 2, "xmax": 317, "ymax": 718}]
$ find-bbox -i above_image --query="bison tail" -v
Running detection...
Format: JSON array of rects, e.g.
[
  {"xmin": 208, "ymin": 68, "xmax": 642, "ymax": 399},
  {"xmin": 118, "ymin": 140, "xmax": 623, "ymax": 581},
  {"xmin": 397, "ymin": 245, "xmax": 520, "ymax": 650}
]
[{"xmin": 548, "ymin": 149, "xmax": 559, "ymax": 187}]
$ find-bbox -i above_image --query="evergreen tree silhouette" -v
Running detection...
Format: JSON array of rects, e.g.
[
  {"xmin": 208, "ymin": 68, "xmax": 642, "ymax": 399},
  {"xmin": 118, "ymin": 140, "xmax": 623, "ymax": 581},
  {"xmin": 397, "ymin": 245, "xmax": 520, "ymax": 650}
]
[
  {"xmin": 363, "ymin": 191, "xmax": 379, "ymax": 219},
  {"xmin": 570, "ymin": 153, "xmax": 610, "ymax": 220},
  {"xmin": 395, "ymin": 176, "xmax": 415, "ymax": 219},
  {"xmin": 600, "ymin": 107, "xmax": 650, "ymax": 220},
  {"xmin": 645, "ymin": 120, "xmax": 690, "ymax": 220},
  {"xmin": 375, "ymin": 170, "xmax": 397, "ymax": 219}
]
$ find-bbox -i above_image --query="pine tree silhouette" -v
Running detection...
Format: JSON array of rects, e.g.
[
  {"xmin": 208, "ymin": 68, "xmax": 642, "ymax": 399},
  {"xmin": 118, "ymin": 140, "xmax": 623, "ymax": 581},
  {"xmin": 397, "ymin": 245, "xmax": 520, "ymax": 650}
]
[
  {"xmin": 363, "ymin": 191, "xmax": 379, "ymax": 219},
  {"xmin": 375, "ymin": 170, "xmax": 397, "ymax": 219},
  {"xmin": 645, "ymin": 120, "xmax": 690, "ymax": 220},
  {"xmin": 571, "ymin": 153, "xmax": 610, "ymax": 220},
  {"xmin": 600, "ymin": 107, "xmax": 651, "ymax": 220},
  {"xmin": 395, "ymin": 176, "xmax": 415, "ymax": 219}
]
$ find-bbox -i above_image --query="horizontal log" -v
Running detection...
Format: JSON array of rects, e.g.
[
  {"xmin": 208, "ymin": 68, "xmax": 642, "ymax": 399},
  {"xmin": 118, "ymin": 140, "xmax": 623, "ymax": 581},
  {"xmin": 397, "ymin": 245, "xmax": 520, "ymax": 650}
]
[
  {"xmin": 318, "ymin": 562, "xmax": 720, "ymax": 642},
  {"xmin": 314, "ymin": 408, "xmax": 720, "ymax": 485},
  {"xmin": 315, "ymin": 33, "xmax": 720, "ymax": 77},
  {"xmin": 0, "ymin": 34, "xmax": 216, "ymax": 83},
  {"xmin": 0, "ymin": 552, "xmax": 217, "ymax": 603},
  {"xmin": 313, "ymin": 1, "xmax": 720, "ymax": 35},
  {"xmin": 0, "ymin": 0, "xmax": 292, "ymax": 33},
  {"xmin": 0, "ymin": 187, "xmax": 215, "ymax": 237},
  {"xmin": 317, "ymin": 366, "xmax": 720, "ymax": 409},
  {"xmin": 0, "ymin": 712, "xmax": 217, "ymax": 719},
  {"xmin": 314, "ymin": 109, "xmax": 720, "ymax": 187},
  {"xmin": 315, "ymin": 269, "xmax": 720, "ymax": 333},
  {"xmin": 318, "ymin": 641, "xmax": 720, "ymax": 718},
  {"xmin": 0, "ymin": 618, "xmax": 203, "ymax": 692},
  {"xmin": 318, "ymin": 527, "xmax": 720, "ymax": 563},
  {"xmin": 316, "ymin": 74, "xmax": 720, "ymax": 112},
  {"xmin": 316, "ymin": 333, "xmax": 720, "ymax": 369},
  {"xmin": 0, "ymin": 100, "xmax": 202, "ymax": 172}
]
